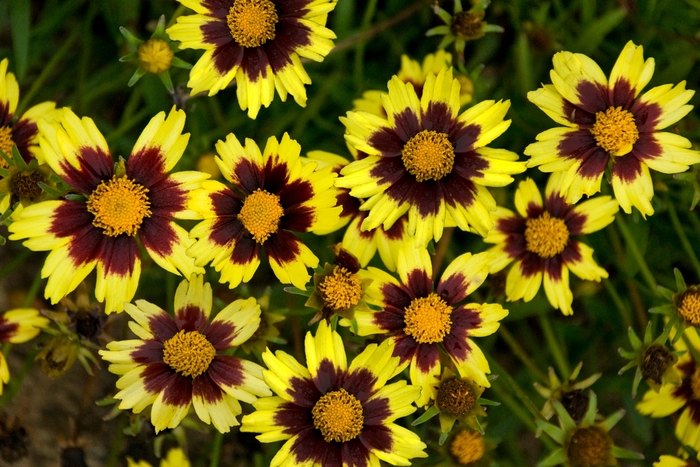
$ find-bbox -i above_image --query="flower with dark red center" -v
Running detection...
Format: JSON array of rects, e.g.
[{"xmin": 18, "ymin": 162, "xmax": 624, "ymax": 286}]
[
  {"xmin": 241, "ymin": 320, "xmax": 427, "ymax": 467},
  {"xmin": 525, "ymin": 40, "xmax": 700, "ymax": 217},
  {"xmin": 338, "ymin": 67, "xmax": 525, "ymax": 247},
  {"xmin": 349, "ymin": 246, "xmax": 507, "ymax": 407},
  {"xmin": 9, "ymin": 107, "xmax": 208, "ymax": 313},
  {"xmin": 188, "ymin": 132, "xmax": 341, "ymax": 290},
  {"xmin": 483, "ymin": 173, "xmax": 618, "ymax": 315},
  {"xmin": 166, "ymin": 0, "xmax": 338, "ymax": 119},
  {"xmin": 99, "ymin": 275, "xmax": 270, "ymax": 433}
]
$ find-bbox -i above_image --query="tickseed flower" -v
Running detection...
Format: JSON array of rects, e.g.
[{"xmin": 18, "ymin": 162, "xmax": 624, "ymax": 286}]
[
  {"xmin": 306, "ymin": 150, "xmax": 409, "ymax": 272},
  {"xmin": 8, "ymin": 107, "xmax": 208, "ymax": 313},
  {"xmin": 347, "ymin": 246, "xmax": 507, "ymax": 407},
  {"xmin": 305, "ymin": 244, "xmax": 372, "ymax": 325},
  {"xmin": 188, "ymin": 132, "xmax": 341, "ymax": 290},
  {"xmin": 354, "ymin": 50, "xmax": 474, "ymax": 117},
  {"xmin": 619, "ymin": 322, "xmax": 682, "ymax": 397},
  {"xmin": 338, "ymin": 66, "xmax": 525, "ymax": 247},
  {"xmin": 0, "ymin": 308, "xmax": 49, "ymax": 395},
  {"xmin": 652, "ymin": 269, "xmax": 700, "ymax": 343},
  {"xmin": 637, "ymin": 327, "xmax": 700, "ymax": 451},
  {"xmin": 120, "ymin": 15, "xmax": 192, "ymax": 93},
  {"xmin": 240, "ymin": 320, "xmax": 427, "ymax": 467},
  {"xmin": 483, "ymin": 173, "xmax": 618, "ymax": 315},
  {"xmin": 166, "ymin": 0, "xmax": 338, "ymax": 119},
  {"xmin": 525, "ymin": 40, "xmax": 700, "ymax": 217},
  {"xmin": 127, "ymin": 447, "xmax": 190, "ymax": 467},
  {"xmin": 534, "ymin": 363, "xmax": 601, "ymax": 422},
  {"xmin": 536, "ymin": 393, "xmax": 643, "ymax": 467},
  {"xmin": 99, "ymin": 275, "xmax": 271, "ymax": 433},
  {"xmin": 448, "ymin": 429, "xmax": 491, "ymax": 466},
  {"xmin": 426, "ymin": 0, "xmax": 504, "ymax": 64},
  {"xmin": 0, "ymin": 144, "xmax": 55, "ymax": 215}
]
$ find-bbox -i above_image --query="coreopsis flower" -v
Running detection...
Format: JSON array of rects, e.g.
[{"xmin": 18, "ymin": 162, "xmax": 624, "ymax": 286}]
[
  {"xmin": 483, "ymin": 173, "xmax": 618, "ymax": 315},
  {"xmin": 353, "ymin": 50, "xmax": 473, "ymax": 117},
  {"xmin": 0, "ymin": 58, "xmax": 60, "ymax": 215},
  {"xmin": 652, "ymin": 269, "xmax": 700, "ymax": 343},
  {"xmin": 534, "ymin": 362, "xmax": 601, "ymax": 421},
  {"xmin": 448, "ymin": 429, "xmax": 491, "ymax": 466},
  {"xmin": 0, "ymin": 308, "xmax": 49, "ymax": 394},
  {"xmin": 240, "ymin": 320, "xmax": 427, "ymax": 467},
  {"xmin": 536, "ymin": 393, "xmax": 643, "ymax": 467},
  {"xmin": 637, "ymin": 327, "xmax": 700, "ymax": 451},
  {"xmin": 166, "ymin": 0, "xmax": 338, "ymax": 119},
  {"xmin": 525, "ymin": 40, "xmax": 700, "ymax": 216},
  {"xmin": 426, "ymin": 0, "xmax": 504, "ymax": 64},
  {"xmin": 99, "ymin": 275, "xmax": 271, "ymax": 433},
  {"xmin": 188, "ymin": 132, "xmax": 341, "ymax": 290},
  {"xmin": 348, "ymin": 246, "xmax": 507, "ymax": 407},
  {"xmin": 338, "ymin": 66, "xmax": 525, "ymax": 247},
  {"xmin": 618, "ymin": 322, "xmax": 682, "ymax": 397},
  {"xmin": 119, "ymin": 15, "xmax": 192, "ymax": 93},
  {"xmin": 127, "ymin": 448, "xmax": 190, "ymax": 467},
  {"xmin": 305, "ymin": 244, "xmax": 372, "ymax": 325},
  {"xmin": 8, "ymin": 107, "xmax": 208, "ymax": 313}
]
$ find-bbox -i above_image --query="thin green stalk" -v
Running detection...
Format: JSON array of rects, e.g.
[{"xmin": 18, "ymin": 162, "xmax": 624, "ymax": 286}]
[
  {"xmin": 16, "ymin": 27, "xmax": 81, "ymax": 115},
  {"xmin": 209, "ymin": 430, "xmax": 224, "ymax": 467},
  {"xmin": 487, "ymin": 356, "xmax": 547, "ymax": 424},
  {"xmin": 22, "ymin": 267, "xmax": 44, "ymax": 307},
  {"xmin": 0, "ymin": 249, "xmax": 31, "ymax": 282},
  {"xmin": 105, "ymin": 416, "xmax": 128, "ymax": 467},
  {"xmin": 352, "ymin": 0, "xmax": 379, "ymax": 88},
  {"xmin": 0, "ymin": 347, "xmax": 40, "ymax": 409},
  {"xmin": 602, "ymin": 278, "xmax": 633, "ymax": 329},
  {"xmin": 615, "ymin": 215, "xmax": 657, "ymax": 294},
  {"xmin": 499, "ymin": 324, "xmax": 548, "ymax": 383},
  {"xmin": 539, "ymin": 312, "xmax": 570, "ymax": 379},
  {"xmin": 667, "ymin": 198, "xmax": 700, "ymax": 280}
]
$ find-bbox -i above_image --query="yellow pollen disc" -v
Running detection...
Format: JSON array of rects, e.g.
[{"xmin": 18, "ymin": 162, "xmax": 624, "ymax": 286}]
[
  {"xmin": 162, "ymin": 329, "xmax": 216, "ymax": 378},
  {"xmin": 227, "ymin": 0, "xmax": 279, "ymax": 48},
  {"xmin": 401, "ymin": 130, "xmax": 455, "ymax": 182},
  {"xmin": 450, "ymin": 430, "xmax": 485, "ymax": 465},
  {"xmin": 0, "ymin": 126, "xmax": 15, "ymax": 166},
  {"xmin": 403, "ymin": 293, "xmax": 453, "ymax": 344},
  {"xmin": 590, "ymin": 106, "xmax": 639, "ymax": 156},
  {"xmin": 679, "ymin": 289, "xmax": 700, "ymax": 326},
  {"xmin": 318, "ymin": 266, "xmax": 363, "ymax": 312},
  {"xmin": 691, "ymin": 367, "xmax": 700, "ymax": 400},
  {"xmin": 86, "ymin": 176, "xmax": 152, "ymax": 237},
  {"xmin": 137, "ymin": 39, "xmax": 174, "ymax": 74},
  {"xmin": 238, "ymin": 188, "xmax": 284, "ymax": 244},
  {"xmin": 312, "ymin": 388, "xmax": 364, "ymax": 443},
  {"xmin": 524, "ymin": 211, "xmax": 569, "ymax": 258},
  {"xmin": 566, "ymin": 426, "xmax": 612, "ymax": 467}
]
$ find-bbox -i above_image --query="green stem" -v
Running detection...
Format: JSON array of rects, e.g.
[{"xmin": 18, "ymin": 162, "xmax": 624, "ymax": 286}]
[
  {"xmin": 667, "ymin": 197, "xmax": 700, "ymax": 280},
  {"xmin": 602, "ymin": 278, "xmax": 633, "ymax": 329},
  {"xmin": 488, "ymin": 356, "xmax": 547, "ymax": 423},
  {"xmin": 105, "ymin": 416, "xmax": 127, "ymax": 467},
  {"xmin": 683, "ymin": 333, "xmax": 700, "ymax": 366},
  {"xmin": 539, "ymin": 312, "xmax": 570, "ymax": 379},
  {"xmin": 499, "ymin": 324, "xmax": 548, "ymax": 383},
  {"xmin": 16, "ymin": 28, "xmax": 80, "ymax": 114},
  {"xmin": 209, "ymin": 430, "xmax": 224, "ymax": 467},
  {"xmin": 0, "ymin": 249, "xmax": 31, "ymax": 283},
  {"xmin": 615, "ymin": 215, "xmax": 657, "ymax": 294},
  {"xmin": 352, "ymin": 0, "xmax": 379, "ymax": 88},
  {"xmin": 0, "ymin": 346, "xmax": 40, "ymax": 410},
  {"xmin": 22, "ymin": 267, "xmax": 44, "ymax": 308}
]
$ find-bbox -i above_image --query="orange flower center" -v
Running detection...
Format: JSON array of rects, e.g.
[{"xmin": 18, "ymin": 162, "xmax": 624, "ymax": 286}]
[
  {"xmin": 162, "ymin": 330, "xmax": 216, "ymax": 378},
  {"xmin": 678, "ymin": 289, "xmax": 700, "ymax": 326},
  {"xmin": 238, "ymin": 188, "xmax": 284, "ymax": 244},
  {"xmin": 566, "ymin": 426, "xmax": 612, "ymax": 467},
  {"xmin": 318, "ymin": 266, "xmax": 363, "ymax": 312},
  {"xmin": 590, "ymin": 106, "xmax": 639, "ymax": 156},
  {"xmin": 450, "ymin": 429, "xmax": 486, "ymax": 465},
  {"xmin": 227, "ymin": 0, "xmax": 279, "ymax": 48},
  {"xmin": 312, "ymin": 388, "xmax": 364, "ymax": 442},
  {"xmin": 0, "ymin": 126, "xmax": 15, "ymax": 166},
  {"xmin": 87, "ymin": 176, "xmax": 152, "ymax": 236},
  {"xmin": 436, "ymin": 378, "xmax": 476, "ymax": 417},
  {"xmin": 403, "ymin": 293, "xmax": 453, "ymax": 344},
  {"xmin": 401, "ymin": 130, "xmax": 455, "ymax": 182},
  {"xmin": 524, "ymin": 211, "xmax": 569, "ymax": 258},
  {"xmin": 137, "ymin": 39, "xmax": 174, "ymax": 74}
]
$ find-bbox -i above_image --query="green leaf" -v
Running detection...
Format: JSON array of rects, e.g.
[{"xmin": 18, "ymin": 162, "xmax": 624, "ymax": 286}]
[
  {"xmin": 412, "ymin": 405, "xmax": 440, "ymax": 425},
  {"xmin": 9, "ymin": 0, "xmax": 30, "ymax": 81},
  {"xmin": 573, "ymin": 8, "xmax": 628, "ymax": 55}
]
